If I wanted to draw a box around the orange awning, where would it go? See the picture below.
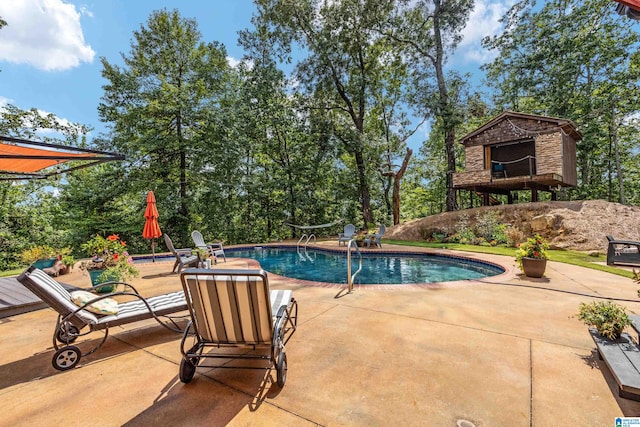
[0,136,125,180]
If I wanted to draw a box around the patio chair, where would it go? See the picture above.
[363,224,386,248]
[338,224,356,246]
[178,269,298,387]
[191,230,226,263]
[606,236,640,267]
[164,234,199,273]
[17,266,189,371]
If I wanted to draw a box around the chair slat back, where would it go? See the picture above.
[17,267,97,327]
[181,270,273,345]
[191,230,206,250]
[344,224,356,238]
[164,234,178,255]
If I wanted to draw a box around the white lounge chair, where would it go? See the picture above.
[17,266,188,370]
[191,230,226,262]
[178,269,297,387]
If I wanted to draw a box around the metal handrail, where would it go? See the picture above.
[296,233,316,250]
[297,234,308,250]
[306,234,316,246]
[346,239,363,293]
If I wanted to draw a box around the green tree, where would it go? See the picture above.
[482,0,640,203]
[98,9,231,244]
[255,0,403,228]
[0,105,91,269]
[381,0,474,212]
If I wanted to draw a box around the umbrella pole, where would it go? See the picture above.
[152,239,156,262]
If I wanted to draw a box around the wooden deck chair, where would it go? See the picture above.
[17,266,189,371]
[178,269,298,387]
[164,234,199,273]
[191,230,226,262]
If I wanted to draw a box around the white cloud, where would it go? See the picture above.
[0,96,13,107]
[0,0,95,71]
[227,55,254,71]
[456,0,515,64]
[226,56,241,69]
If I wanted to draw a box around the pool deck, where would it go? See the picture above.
[1,241,640,425]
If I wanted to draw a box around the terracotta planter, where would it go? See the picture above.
[521,257,547,278]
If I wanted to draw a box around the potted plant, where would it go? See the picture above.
[576,301,632,340]
[80,234,138,292]
[20,245,57,269]
[193,247,208,267]
[515,234,549,278]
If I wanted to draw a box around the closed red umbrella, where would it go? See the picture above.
[142,190,162,261]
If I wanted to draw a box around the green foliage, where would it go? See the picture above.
[482,0,640,203]
[515,234,549,271]
[80,234,138,282]
[475,211,507,244]
[576,301,632,340]
[20,245,56,264]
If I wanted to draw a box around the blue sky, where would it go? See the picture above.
[0,0,513,150]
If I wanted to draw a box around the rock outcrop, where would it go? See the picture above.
[385,200,640,252]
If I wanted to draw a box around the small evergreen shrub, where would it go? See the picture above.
[576,301,632,340]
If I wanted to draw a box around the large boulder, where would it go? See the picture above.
[385,200,640,251]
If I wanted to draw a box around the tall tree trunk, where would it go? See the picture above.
[610,112,625,204]
[433,0,458,212]
[391,149,413,225]
[354,144,373,228]
[177,113,188,241]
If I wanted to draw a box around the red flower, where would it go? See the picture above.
[107,234,119,241]
[121,241,127,246]
[534,251,539,257]
[113,253,120,261]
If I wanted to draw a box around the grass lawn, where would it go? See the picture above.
[384,239,636,279]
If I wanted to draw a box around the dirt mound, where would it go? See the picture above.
[386,200,640,252]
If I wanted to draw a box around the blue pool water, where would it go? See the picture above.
[225,247,503,285]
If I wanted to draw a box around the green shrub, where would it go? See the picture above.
[20,245,56,264]
[576,301,632,340]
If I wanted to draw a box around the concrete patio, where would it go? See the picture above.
[1,242,640,426]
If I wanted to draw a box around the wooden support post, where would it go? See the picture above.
[507,192,513,204]
[531,189,538,202]
[551,191,557,201]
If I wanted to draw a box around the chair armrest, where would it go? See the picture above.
[175,247,193,255]
[91,281,140,295]
[609,240,640,247]
[207,242,224,250]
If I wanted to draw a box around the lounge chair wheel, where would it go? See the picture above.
[56,323,79,344]
[52,346,81,371]
[179,357,197,383]
[276,352,287,387]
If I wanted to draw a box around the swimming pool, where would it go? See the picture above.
[226,247,504,285]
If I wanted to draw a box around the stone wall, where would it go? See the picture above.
[534,132,562,175]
